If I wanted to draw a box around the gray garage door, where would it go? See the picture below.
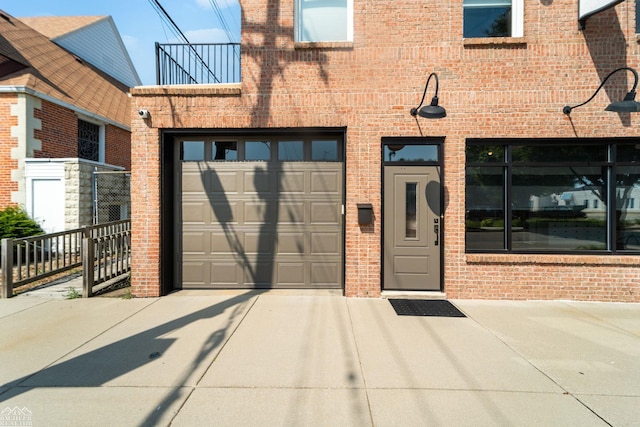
[179,137,343,289]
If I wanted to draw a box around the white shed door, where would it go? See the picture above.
[31,179,65,233]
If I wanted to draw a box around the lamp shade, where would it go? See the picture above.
[605,91,640,112]
[417,96,447,119]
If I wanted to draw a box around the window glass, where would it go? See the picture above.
[278,141,304,161]
[637,0,640,33]
[384,144,438,162]
[616,166,640,251]
[466,144,505,163]
[312,140,338,161]
[78,119,100,162]
[406,183,417,238]
[297,0,352,42]
[213,141,237,160]
[465,140,640,254]
[617,144,640,163]
[511,166,604,251]
[182,141,205,161]
[245,141,271,161]
[466,166,505,250]
[463,0,511,38]
[512,144,607,163]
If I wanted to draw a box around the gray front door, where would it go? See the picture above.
[384,166,441,290]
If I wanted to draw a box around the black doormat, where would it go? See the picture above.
[389,299,466,317]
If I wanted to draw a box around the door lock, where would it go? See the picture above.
[434,218,439,246]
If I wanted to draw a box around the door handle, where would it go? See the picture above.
[434,219,439,246]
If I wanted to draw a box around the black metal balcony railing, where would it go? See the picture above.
[155,42,241,85]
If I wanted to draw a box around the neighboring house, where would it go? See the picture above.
[0,10,133,232]
[130,0,640,301]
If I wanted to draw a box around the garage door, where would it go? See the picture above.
[179,137,343,289]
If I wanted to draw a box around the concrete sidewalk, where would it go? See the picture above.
[0,292,638,426]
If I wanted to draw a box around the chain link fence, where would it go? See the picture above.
[93,170,131,225]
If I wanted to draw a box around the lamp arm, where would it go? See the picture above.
[564,67,639,114]
[411,73,439,116]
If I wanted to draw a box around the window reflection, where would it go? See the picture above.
[183,141,205,161]
[213,141,237,160]
[385,144,438,162]
[312,140,338,161]
[279,141,304,161]
[245,141,271,160]
[406,183,417,238]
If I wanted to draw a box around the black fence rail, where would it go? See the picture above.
[0,220,130,298]
[156,42,241,85]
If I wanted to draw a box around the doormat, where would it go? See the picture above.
[389,299,466,317]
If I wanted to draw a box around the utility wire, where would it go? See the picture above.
[207,0,239,43]
[148,0,191,43]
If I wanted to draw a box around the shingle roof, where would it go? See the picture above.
[0,11,130,127]
[19,15,105,39]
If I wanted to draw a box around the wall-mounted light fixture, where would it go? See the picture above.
[563,67,640,115]
[410,72,446,119]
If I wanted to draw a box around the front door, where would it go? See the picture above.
[383,166,441,290]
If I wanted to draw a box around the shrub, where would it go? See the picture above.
[0,206,44,239]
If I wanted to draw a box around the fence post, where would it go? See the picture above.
[82,237,94,298]
[1,238,14,298]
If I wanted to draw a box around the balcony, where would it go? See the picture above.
[155,42,241,85]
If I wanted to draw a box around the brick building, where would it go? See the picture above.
[0,11,135,231]
[131,0,640,301]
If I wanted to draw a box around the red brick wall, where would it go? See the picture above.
[34,100,77,158]
[130,0,640,301]
[0,94,18,208]
[33,100,131,169]
[105,124,131,170]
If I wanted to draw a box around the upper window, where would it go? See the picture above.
[465,139,640,254]
[463,0,523,38]
[78,119,104,162]
[295,0,353,42]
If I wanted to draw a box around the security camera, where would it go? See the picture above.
[138,109,150,119]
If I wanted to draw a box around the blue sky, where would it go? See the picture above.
[0,0,241,85]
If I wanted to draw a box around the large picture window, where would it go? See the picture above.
[463,0,523,38]
[295,0,353,42]
[466,139,640,254]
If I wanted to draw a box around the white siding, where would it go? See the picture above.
[53,17,141,87]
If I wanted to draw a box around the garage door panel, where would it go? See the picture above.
[311,262,340,285]
[310,232,339,255]
[183,232,209,254]
[205,201,238,224]
[183,262,209,286]
[311,171,340,194]
[182,202,210,224]
[244,170,272,194]
[278,202,305,223]
[310,202,340,224]
[182,171,207,193]
[244,202,271,224]
[276,263,305,285]
[278,171,305,193]
[209,171,239,194]
[277,233,305,255]
[211,262,241,285]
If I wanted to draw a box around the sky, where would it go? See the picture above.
[0,0,241,85]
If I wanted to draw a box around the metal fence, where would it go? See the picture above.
[93,170,130,225]
[156,42,241,85]
[1,220,130,298]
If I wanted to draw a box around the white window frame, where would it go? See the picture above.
[295,0,354,43]
[463,0,523,38]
